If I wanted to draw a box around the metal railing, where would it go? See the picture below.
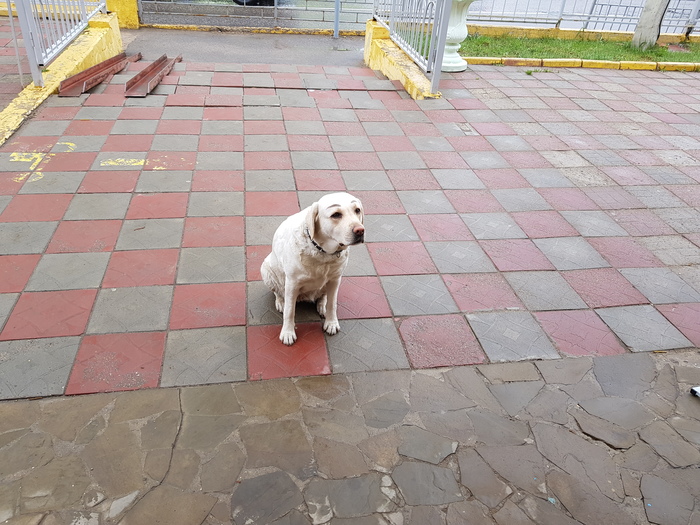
[373,0,452,92]
[12,0,106,86]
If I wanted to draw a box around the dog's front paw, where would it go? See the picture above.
[280,329,297,345]
[316,295,327,318]
[323,319,340,336]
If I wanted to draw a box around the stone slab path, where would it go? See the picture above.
[0,54,699,524]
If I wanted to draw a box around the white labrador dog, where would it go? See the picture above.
[261,192,365,345]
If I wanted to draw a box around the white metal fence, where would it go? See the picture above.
[12,0,106,86]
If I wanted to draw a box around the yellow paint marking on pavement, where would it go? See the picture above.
[55,141,77,152]
[99,158,146,167]
[11,172,32,183]
[10,152,46,171]
[27,172,45,183]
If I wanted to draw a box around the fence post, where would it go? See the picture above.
[12,0,44,86]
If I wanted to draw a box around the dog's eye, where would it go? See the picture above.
[331,212,342,219]
[355,208,361,215]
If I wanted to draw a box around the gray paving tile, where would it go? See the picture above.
[561,211,628,237]
[197,152,243,171]
[381,275,458,315]
[329,136,374,152]
[344,244,377,276]
[246,216,284,245]
[518,168,574,188]
[342,171,393,191]
[16,120,70,136]
[431,169,485,190]
[391,110,430,123]
[0,293,17,330]
[245,170,296,191]
[64,194,131,220]
[75,107,121,120]
[242,72,273,87]
[243,107,282,120]
[135,171,192,193]
[115,219,184,250]
[0,153,44,172]
[177,247,245,284]
[424,241,496,273]
[161,327,247,387]
[51,137,106,153]
[655,208,700,235]
[26,253,110,291]
[87,286,172,334]
[179,72,214,86]
[595,305,692,352]
[619,268,700,304]
[247,280,320,326]
[0,337,80,399]
[626,186,685,208]
[188,192,244,216]
[0,222,57,254]
[365,215,419,242]
[460,151,510,169]
[111,120,159,135]
[284,121,326,135]
[0,196,9,215]
[410,136,454,151]
[398,190,455,214]
[319,108,358,122]
[327,318,410,374]
[461,213,527,240]
[161,106,205,119]
[641,166,695,185]
[492,189,552,212]
[504,271,587,310]
[467,311,560,362]
[363,121,407,136]
[291,152,337,170]
[637,236,700,266]
[18,172,85,194]
[201,120,243,135]
[244,135,289,152]
[378,152,427,170]
[90,152,147,171]
[534,237,611,270]
[486,135,533,151]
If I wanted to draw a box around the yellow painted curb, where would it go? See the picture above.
[581,59,620,69]
[464,56,502,65]
[542,58,582,67]
[658,61,697,71]
[620,60,657,70]
[503,57,542,67]
[140,23,364,36]
[0,13,123,147]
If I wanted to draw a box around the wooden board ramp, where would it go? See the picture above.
[59,53,142,97]
[125,54,182,97]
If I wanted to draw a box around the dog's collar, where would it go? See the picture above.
[306,228,344,257]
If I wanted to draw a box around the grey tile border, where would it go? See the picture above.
[196,152,244,171]
[25,253,110,291]
[342,171,394,191]
[380,274,458,316]
[431,169,485,190]
[534,237,611,270]
[0,222,58,255]
[115,219,185,251]
[619,268,700,304]
[595,305,692,352]
[246,216,285,246]
[86,286,173,334]
[461,213,528,240]
[161,327,247,387]
[424,241,497,273]
[0,337,80,399]
[518,169,575,188]
[291,151,338,170]
[327,318,410,374]
[378,151,427,170]
[244,135,289,152]
[364,215,420,242]
[397,190,456,214]
[504,271,587,311]
[466,311,560,363]
[188,192,244,217]
[176,247,246,284]
[135,171,193,193]
[560,211,629,237]
[491,189,553,212]
[64,193,131,220]
[201,121,243,135]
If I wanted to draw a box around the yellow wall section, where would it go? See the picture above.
[107,0,140,28]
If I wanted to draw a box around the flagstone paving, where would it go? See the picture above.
[0,52,699,524]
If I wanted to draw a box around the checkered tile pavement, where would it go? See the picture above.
[1,60,699,400]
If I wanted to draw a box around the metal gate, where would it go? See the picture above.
[138,0,374,31]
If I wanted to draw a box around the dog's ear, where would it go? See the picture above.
[305,201,319,238]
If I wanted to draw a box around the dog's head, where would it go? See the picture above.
[306,192,364,250]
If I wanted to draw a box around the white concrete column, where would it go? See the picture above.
[441,0,477,72]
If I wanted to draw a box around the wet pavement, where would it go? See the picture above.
[0,37,699,524]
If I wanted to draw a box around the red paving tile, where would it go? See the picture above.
[587,237,663,268]
[369,136,416,152]
[183,216,244,247]
[1,136,56,153]
[444,190,505,213]
[203,107,243,121]
[64,120,114,136]
[0,172,26,195]
[244,151,292,170]
[294,170,346,191]
[512,211,579,239]
[244,121,286,135]
[538,188,600,211]
[337,276,391,319]
[534,310,627,357]
[247,324,331,381]
[335,152,383,171]
[246,245,270,281]
[368,242,436,275]
[583,187,644,210]
[78,171,140,193]
[145,152,197,171]
[0,289,97,340]
[410,213,474,241]
[101,135,154,152]
[479,239,555,271]
[245,191,300,216]
[170,282,246,330]
[198,135,244,152]
[324,122,365,136]
[475,169,530,189]
[353,191,405,215]
[657,304,700,346]
[287,135,332,151]
[126,193,188,219]
[102,249,179,288]
[0,194,72,222]
[668,185,700,207]
[601,166,657,186]
[562,268,648,308]
[443,273,524,312]
[611,209,676,237]
[282,107,321,121]
[46,220,122,253]
[118,107,164,120]
[446,136,495,151]
[65,332,166,395]
[0,254,40,293]
[399,314,486,368]
[37,152,97,172]
[191,171,244,192]
[387,170,440,190]
[156,120,202,135]
[501,151,552,169]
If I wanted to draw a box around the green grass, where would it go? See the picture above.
[459,34,700,62]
